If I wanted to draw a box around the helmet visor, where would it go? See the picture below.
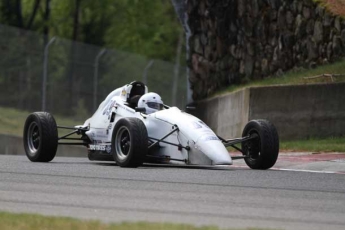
[147,102,164,110]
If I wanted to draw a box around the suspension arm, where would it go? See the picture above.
[222,135,257,147]
[148,127,179,149]
[149,137,190,150]
[58,130,79,140]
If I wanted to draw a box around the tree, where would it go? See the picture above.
[0,0,185,114]
[0,0,41,29]
[0,0,183,61]
[104,0,182,61]
[43,0,50,38]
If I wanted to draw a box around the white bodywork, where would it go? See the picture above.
[80,83,232,165]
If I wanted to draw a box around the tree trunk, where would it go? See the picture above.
[43,0,50,40]
[72,0,81,41]
[171,30,184,106]
[26,0,41,29]
[67,0,81,112]
[14,0,23,27]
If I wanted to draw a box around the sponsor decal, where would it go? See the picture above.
[198,120,211,129]
[89,145,106,151]
[105,145,111,153]
[117,103,135,114]
[125,107,135,113]
[200,135,219,141]
[92,131,108,139]
[103,100,116,116]
[188,121,202,129]
[121,89,126,96]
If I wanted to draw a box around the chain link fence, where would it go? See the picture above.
[0,24,187,118]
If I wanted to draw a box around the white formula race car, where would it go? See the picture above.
[23,81,279,169]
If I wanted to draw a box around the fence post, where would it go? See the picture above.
[42,36,56,111]
[93,48,106,111]
[142,60,154,85]
[172,31,183,106]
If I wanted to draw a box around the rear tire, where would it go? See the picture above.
[23,112,58,162]
[241,119,279,169]
[112,118,148,167]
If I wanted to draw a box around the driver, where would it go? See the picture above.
[137,92,164,114]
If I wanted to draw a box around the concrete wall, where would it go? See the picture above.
[0,133,86,157]
[193,89,250,139]
[249,83,345,139]
[192,83,345,140]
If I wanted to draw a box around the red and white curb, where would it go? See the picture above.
[273,168,345,174]
[230,152,345,174]
[230,165,345,174]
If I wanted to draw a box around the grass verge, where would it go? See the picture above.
[0,107,84,136]
[0,212,269,230]
[228,137,345,153]
[215,58,345,97]
[280,136,345,153]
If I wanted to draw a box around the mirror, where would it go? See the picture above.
[185,106,196,110]
[135,107,146,113]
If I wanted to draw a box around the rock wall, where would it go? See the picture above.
[187,0,345,100]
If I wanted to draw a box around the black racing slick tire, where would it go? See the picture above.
[241,119,279,170]
[23,112,58,162]
[112,118,148,167]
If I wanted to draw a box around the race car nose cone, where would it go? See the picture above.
[195,139,233,165]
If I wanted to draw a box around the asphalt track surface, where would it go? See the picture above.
[1,155,345,230]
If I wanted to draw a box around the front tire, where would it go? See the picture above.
[241,119,279,169]
[112,118,148,167]
[23,112,58,162]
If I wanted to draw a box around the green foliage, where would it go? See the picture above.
[0,0,186,116]
[104,0,182,61]
[73,99,89,121]
[281,137,345,153]
[0,211,269,230]
[0,0,183,61]
[313,0,345,17]
[0,106,84,136]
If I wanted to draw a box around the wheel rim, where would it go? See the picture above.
[244,131,261,160]
[27,122,40,156]
[115,126,131,161]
